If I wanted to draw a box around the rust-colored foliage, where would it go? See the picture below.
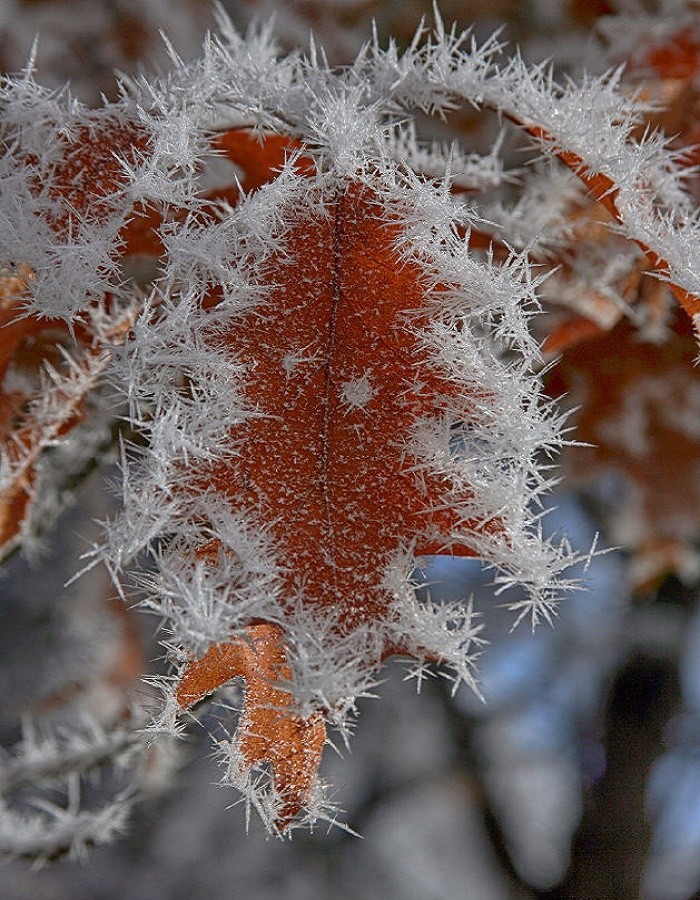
[43,118,163,258]
[207,183,480,624]
[524,21,700,381]
[0,303,125,557]
[523,121,700,322]
[545,312,700,589]
[177,180,500,823]
[0,116,245,528]
[619,24,700,207]
[538,205,677,358]
[644,28,700,203]
[44,119,145,222]
[177,624,325,827]
[0,125,329,815]
[533,22,700,589]
[643,27,700,81]
[0,261,45,441]
[0,262,71,550]
[3,4,699,851]
[0,121,158,555]
[209,129,314,200]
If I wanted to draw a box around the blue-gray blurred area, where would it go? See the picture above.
[0,481,698,900]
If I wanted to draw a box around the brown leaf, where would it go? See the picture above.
[545,312,700,588]
[205,182,484,629]
[176,624,326,829]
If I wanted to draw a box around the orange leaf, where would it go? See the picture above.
[545,312,700,586]
[0,262,67,550]
[209,129,315,200]
[176,625,325,829]
[205,182,483,631]
[645,29,700,80]
[0,125,305,554]
[0,265,135,556]
[44,119,149,226]
[521,123,700,322]
[170,180,512,827]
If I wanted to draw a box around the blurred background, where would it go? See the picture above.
[0,1,699,898]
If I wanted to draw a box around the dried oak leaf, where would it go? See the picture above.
[176,623,325,827]
[0,124,306,568]
[531,23,700,355]
[545,311,700,590]
[207,129,314,200]
[0,299,132,557]
[209,182,482,623]
[175,180,507,827]
[536,25,700,579]
[0,119,159,554]
[0,262,94,553]
[625,25,700,202]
